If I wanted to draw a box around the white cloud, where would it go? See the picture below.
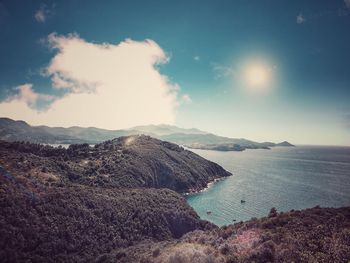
[181,94,192,104]
[0,34,181,129]
[194,56,200,61]
[34,4,53,23]
[297,13,305,24]
[345,0,350,8]
[5,84,54,108]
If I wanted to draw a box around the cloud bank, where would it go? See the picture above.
[0,34,184,129]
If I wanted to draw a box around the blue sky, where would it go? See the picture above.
[0,0,350,145]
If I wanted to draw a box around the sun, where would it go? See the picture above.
[243,62,273,91]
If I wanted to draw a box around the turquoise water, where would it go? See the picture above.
[186,146,350,226]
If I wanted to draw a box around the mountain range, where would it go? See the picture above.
[0,117,294,151]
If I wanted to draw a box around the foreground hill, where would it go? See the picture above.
[117,206,350,263]
[0,135,231,193]
[0,137,348,262]
[0,136,226,262]
[0,117,294,151]
[0,167,213,262]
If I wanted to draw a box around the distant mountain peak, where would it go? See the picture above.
[0,117,29,126]
[128,124,208,136]
[276,141,295,147]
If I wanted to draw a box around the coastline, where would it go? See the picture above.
[183,174,230,196]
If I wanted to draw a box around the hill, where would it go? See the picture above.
[119,206,350,263]
[0,167,214,262]
[0,135,231,193]
[0,137,348,262]
[275,141,295,147]
[0,117,83,144]
[0,117,294,151]
[0,136,228,261]
[130,124,207,136]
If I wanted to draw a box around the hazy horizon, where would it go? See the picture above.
[1,0,350,146]
[3,116,350,147]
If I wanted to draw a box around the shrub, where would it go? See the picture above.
[268,207,278,218]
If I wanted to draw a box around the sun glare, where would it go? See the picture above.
[243,62,273,91]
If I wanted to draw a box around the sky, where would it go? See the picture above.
[0,0,350,145]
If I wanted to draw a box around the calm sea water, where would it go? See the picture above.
[186,146,350,226]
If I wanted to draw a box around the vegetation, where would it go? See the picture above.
[128,206,350,263]
[0,136,222,262]
[0,172,212,262]
[0,137,348,262]
[0,135,231,193]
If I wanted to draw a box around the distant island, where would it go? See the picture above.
[275,141,295,147]
[0,117,294,151]
[0,136,347,262]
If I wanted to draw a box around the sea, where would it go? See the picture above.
[186,145,350,226]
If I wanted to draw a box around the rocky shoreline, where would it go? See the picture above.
[183,176,228,196]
